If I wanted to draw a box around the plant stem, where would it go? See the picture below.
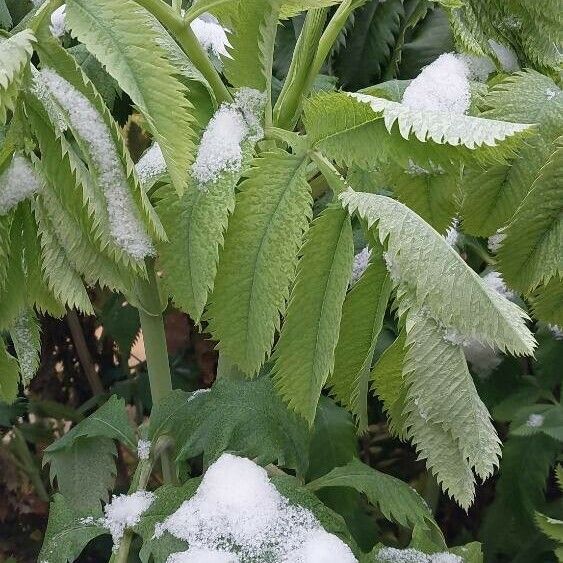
[310,151,348,196]
[133,0,232,104]
[11,428,50,502]
[67,309,105,396]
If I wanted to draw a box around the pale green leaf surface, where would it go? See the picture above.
[9,307,40,387]
[530,277,563,326]
[0,341,18,403]
[207,151,312,374]
[273,205,354,423]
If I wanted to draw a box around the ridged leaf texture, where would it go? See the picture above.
[328,241,391,431]
[0,29,35,123]
[497,137,562,293]
[273,204,353,424]
[530,277,563,327]
[207,151,312,374]
[304,92,532,170]
[306,457,432,529]
[66,0,198,194]
[9,307,41,387]
[340,189,536,355]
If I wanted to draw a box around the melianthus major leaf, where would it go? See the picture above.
[340,189,536,355]
[207,150,312,374]
[273,204,353,424]
[9,307,40,387]
[529,276,563,327]
[307,457,433,530]
[65,0,198,195]
[328,240,391,431]
[0,339,18,403]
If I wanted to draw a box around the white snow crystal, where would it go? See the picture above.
[487,232,506,254]
[376,548,462,563]
[191,14,230,60]
[40,69,154,260]
[350,247,371,286]
[488,40,520,73]
[167,548,240,563]
[526,413,544,428]
[283,529,357,563]
[192,89,265,187]
[548,325,563,340]
[156,454,351,561]
[30,68,67,132]
[0,154,42,214]
[463,340,502,378]
[482,271,515,300]
[444,219,459,247]
[459,53,495,82]
[383,251,401,284]
[135,143,167,187]
[431,556,463,563]
[137,439,151,460]
[104,490,155,549]
[50,5,66,38]
[402,53,471,115]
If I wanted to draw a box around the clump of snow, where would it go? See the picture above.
[156,454,356,561]
[350,247,371,286]
[459,53,495,82]
[40,69,154,260]
[487,232,505,254]
[376,547,462,563]
[192,89,266,187]
[137,439,151,460]
[104,490,155,549]
[283,529,357,563]
[191,13,230,60]
[526,413,544,428]
[50,4,66,38]
[167,548,239,563]
[0,154,42,214]
[546,88,559,101]
[383,251,401,285]
[402,54,471,115]
[463,340,502,378]
[30,68,67,132]
[405,159,444,177]
[443,328,468,347]
[135,143,167,187]
[488,40,519,73]
[482,271,515,300]
[548,325,563,340]
[444,219,459,247]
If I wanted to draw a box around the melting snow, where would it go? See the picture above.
[50,4,66,38]
[0,154,42,214]
[40,69,154,260]
[487,232,505,254]
[104,490,155,549]
[136,143,167,187]
[526,413,544,428]
[191,14,230,60]
[482,271,515,300]
[350,247,371,286]
[401,54,471,115]
[376,547,463,563]
[156,454,356,561]
[137,439,151,460]
[192,89,265,187]
[459,53,495,82]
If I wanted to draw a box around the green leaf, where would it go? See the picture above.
[46,395,136,452]
[0,0,12,29]
[535,512,563,550]
[44,436,117,512]
[280,0,343,18]
[0,29,35,123]
[370,331,408,439]
[497,137,563,293]
[176,375,310,476]
[9,307,40,386]
[0,341,18,403]
[329,242,391,430]
[510,404,563,442]
[340,189,535,355]
[208,151,312,374]
[273,204,354,424]
[529,277,563,326]
[307,458,432,529]
[221,0,281,92]
[39,494,106,563]
[66,0,198,194]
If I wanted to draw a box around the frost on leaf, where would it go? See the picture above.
[0,154,42,214]
[487,231,506,254]
[190,14,230,61]
[482,271,514,300]
[526,413,544,428]
[50,5,66,38]
[443,218,459,247]
[192,89,266,188]
[137,439,151,460]
[488,40,520,73]
[376,547,463,563]
[401,53,471,115]
[350,247,371,286]
[156,454,356,561]
[40,69,155,260]
[135,143,167,187]
[104,490,155,549]
[459,53,495,82]
[462,339,502,378]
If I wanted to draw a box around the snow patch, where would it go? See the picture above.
[459,53,495,82]
[350,247,371,286]
[0,154,42,214]
[137,439,151,460]
[156,454,356,561]
[104,490,155,550]
[136,143,167,187]
[444,218,459,247]
[40,69,154,260]
[383,251,401,284]
[191,14,230,60]
[282,529,357,562]
[526,413,544,428]
[167,548,239,563]
[402,53,471,115]
[50,4,66,38]
[376,547,462,563]
[463,340,502,378]
[548,325,563,340]
[482,271,515,300]
[488,40,520,73]
[487,232,505,254]
[192,89,265,187]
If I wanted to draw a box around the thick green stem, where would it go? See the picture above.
[133,0,232,104]
[273,8,329,129]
